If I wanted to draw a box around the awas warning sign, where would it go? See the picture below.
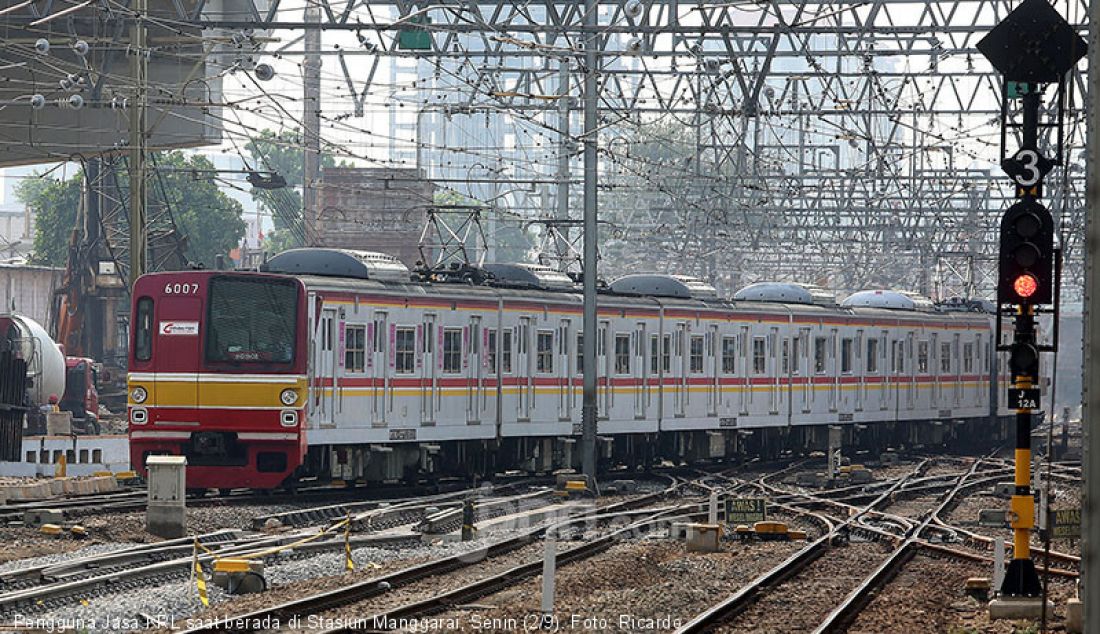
[725,498,767,523]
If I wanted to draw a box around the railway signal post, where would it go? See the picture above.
[977,0,1084,613]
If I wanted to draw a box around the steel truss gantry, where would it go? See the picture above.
[10,0,1091,300]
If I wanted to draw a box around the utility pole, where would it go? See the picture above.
[302,0,322,246]
[1083,0,1100,623]
[128,0,147,288]
[580,0,598,481]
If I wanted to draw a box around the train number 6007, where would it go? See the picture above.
[164,283,200,294]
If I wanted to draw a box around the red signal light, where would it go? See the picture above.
[1014,274,1039,299]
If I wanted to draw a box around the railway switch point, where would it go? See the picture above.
[988,597,1052,621]
[211,559,267,595]
[22,508,63,527]
[1066,597,1082,633]
[146,455,187,539]
[685,523,721,552]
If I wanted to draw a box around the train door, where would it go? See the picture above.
[371,312,387,427]
[769,328,780,414]
[559,319,572,420]
[636,322,648,419]
[707,324,719,417]
[675,323,688,417]
[599,320,612,415]
[739,326,751,415]
[421,315,436,424]
[467,316,482,424]
[855,330,865,411]
[155,295,200,422]
[518,318,531,420]
[799,328,811,413]
[953,333,962,407]
[930,333,939,406]
[906,332,916,409]
[828,329,838,412]
[879,331,890,411]
[975,334,984,407]
[311,306,338,427]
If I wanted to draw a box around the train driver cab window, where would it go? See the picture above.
[205,276,298,364]
[917,341,929,373]
[134,297,154,361]
[963,342,975,373]
[345,325,367,372]
[941,343,952,374]
[394,327,416,374]
[813,336,828,374]
[866,338,879,373]
[537,331,554,373]
[689,335,704,374]
[443,328,463,374]
[840,338,853,374]
[752,337,766,374]
[615,334,631,374]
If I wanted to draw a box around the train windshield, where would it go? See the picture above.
[205,277,298,365]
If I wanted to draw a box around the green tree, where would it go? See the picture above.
[17,152,246,269]
[244,128,343,254]
[15,173,82,267]
[151,152,247,267]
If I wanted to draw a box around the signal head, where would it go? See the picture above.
[1013,274,1038,299]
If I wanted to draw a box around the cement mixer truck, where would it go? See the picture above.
[0,313,100,435]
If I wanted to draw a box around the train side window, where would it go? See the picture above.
[134,297,154,361]
[394,327,416,374]
[963,342,974,373]
[536,331,554,373]
[752,337,766,374]
[576,332,584,374]
[841,338,853,374]
[791,336,800,374]
[443,328,463,374]
[721,336,736,374]
[502,331,513,373]
[894,342,904,374]
[661,335,671,373]
[345,325,366,372]
[781,339,790,375]
[813,336,827,374]
[615,334,631,374]
[487,331,498,374]
[917,341,929,373]
[689,335,704,374]
[941,342,952,373]
[867,338,879,373]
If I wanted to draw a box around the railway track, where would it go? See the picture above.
[0,486,565,620]
[177,477,695,633]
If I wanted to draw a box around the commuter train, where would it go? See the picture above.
[127,248,1014,490]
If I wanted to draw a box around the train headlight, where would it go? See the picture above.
[130,386,148,404]
[280,388,298,406]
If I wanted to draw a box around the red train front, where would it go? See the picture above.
[127,271,308,490]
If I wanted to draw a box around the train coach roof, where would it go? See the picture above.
[261,248,410,282]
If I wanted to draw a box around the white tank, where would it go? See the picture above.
[0,314,65,406]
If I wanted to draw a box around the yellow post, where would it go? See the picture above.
[54,453,66,479]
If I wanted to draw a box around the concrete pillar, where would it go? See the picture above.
[146,455,186,538]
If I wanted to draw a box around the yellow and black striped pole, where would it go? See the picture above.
[1001,306,1042,597]
[344,513,354,571]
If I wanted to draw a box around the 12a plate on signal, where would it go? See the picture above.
[1008,387,1041,410]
